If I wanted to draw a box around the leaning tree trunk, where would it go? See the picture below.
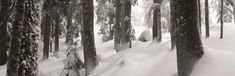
[0,0,11,66]
[82,0,98,76]
[205,0,210,38]
[153,0,162,42]
[170,0,176,50]
[172,0,204,76]
[7,0,26,76]
[220,0,224,39]
[18,0,41,76]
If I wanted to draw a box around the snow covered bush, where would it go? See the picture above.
[138,30,152,42]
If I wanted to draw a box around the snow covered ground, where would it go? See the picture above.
[0,23,235,76]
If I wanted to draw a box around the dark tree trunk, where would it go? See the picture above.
[18,0,41,76]
[65,8,73,43]
[43,14,51,60]
[82,0,98,76]
[7,0,26,76]
[0,0,11,66]
[198,0,202,34]
[124,0,132,48]
[153,0,162,42]
[172,0,204,76]
[220,0,224,39]
[114,0,121,51]
[54,14,60,53]
[170,0,176,50]
[205,0,210,38]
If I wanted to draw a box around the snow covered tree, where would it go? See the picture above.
[0,0,12,66]
[205,0,210,38]
[18,0,41,76]
[82,0,98,75]
[7,0,26,75]
[171,0,204,76]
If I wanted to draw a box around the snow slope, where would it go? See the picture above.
[0,23,235,76]
[90,23,235,76]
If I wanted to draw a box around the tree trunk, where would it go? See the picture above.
[153,0,162,42]
[220,0,224,39]
[18,0,41,76]
[43,14,51,60]
[82,0,98,76]
[7,0,26,76]
[54,14,60,54]
[0,0,11,66]
[170,0,176,50]
[172,0,204,76]
[65,8,73,43]
[114,0,121,51]
[124,0,132,48]
[205,0,210,38]
[198,0,202,34]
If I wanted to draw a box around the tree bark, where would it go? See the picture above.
[172,0,204,76]
[220,0,224,39]
[18,0,41,76]
[153,0,162,42]
[205,0,210,38]
[82,0,98,76]
[7,0,26,76]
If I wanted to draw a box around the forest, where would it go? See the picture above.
[0,0,235,76]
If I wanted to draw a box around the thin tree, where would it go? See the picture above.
[205,0,210,38]
[7,0,26,76]
[170,0,176,50]
[82,0,98,75]
[220,0,224,39]
[153,0,162,42]
[172,0,204,76]
[198,0,202,34]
